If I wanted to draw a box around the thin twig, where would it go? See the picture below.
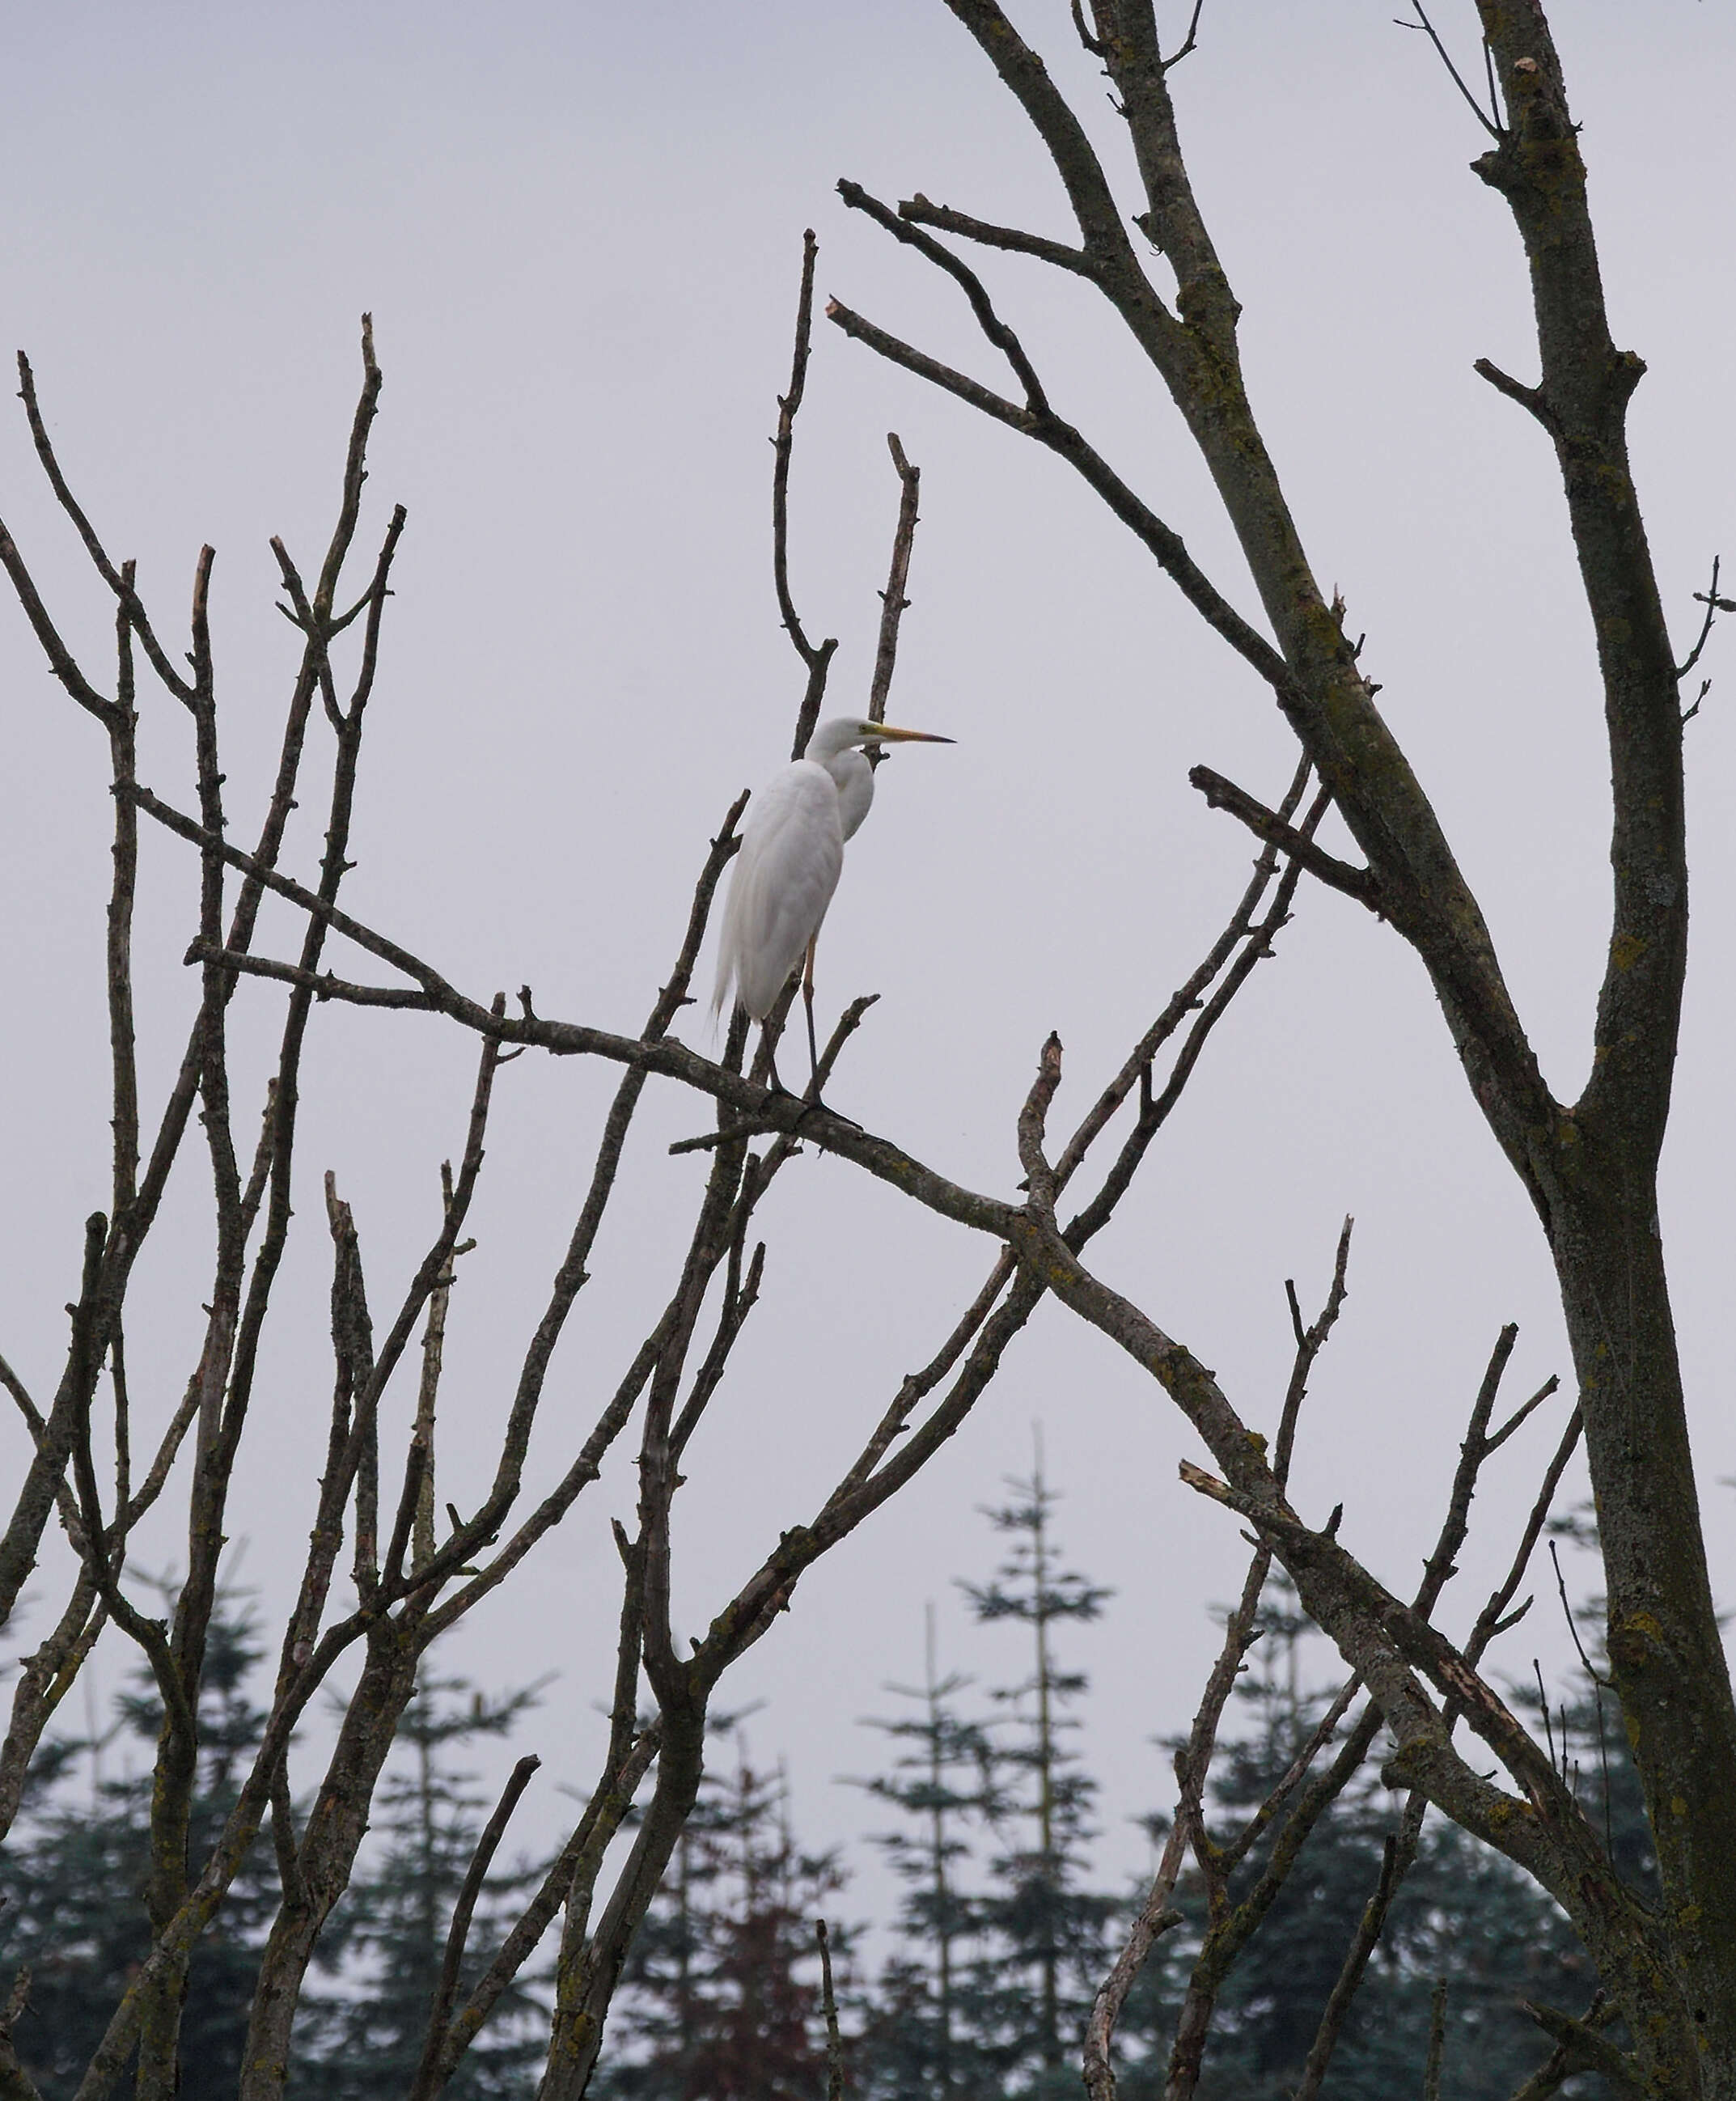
[1163,0,1208,70]
[1274,1218,1353,1489]
[1398,2,1505,140]
[839,179,1052,413]
[897,193,1094,275]
[1674,555,1730,683]
[15,351,192,702]
[1293,1825,1412,2101]
[409,1755,540,2101]
[1550,1537,1615,1857]
[430,1730,660,2089]
[0,1961,44,2101]
[1188,765,1378,909]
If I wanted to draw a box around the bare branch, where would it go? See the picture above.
[1399,3,1505,141]
[1474,355,1556,431]
[816,1920,845,2101]
[0,1961,45,2101]
[1520,1998,1643,2092]
[430,1730,659,2090]
[1424,1976,1450,2101]
[867,434,921,725]
[840,179,1052,413]
[1188,765,1378,909]
[409,1755,541,2100]
[897,192,1093,274]
[1292,1824,1416,2101]
[14,350,193,702]
[1674,554,1730,684]
[773,230,839,756]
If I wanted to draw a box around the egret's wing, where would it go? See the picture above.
[713,762,844,1021]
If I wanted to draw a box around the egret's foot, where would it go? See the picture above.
[761,1059,801,1101]
[759,1055,860,1135]
[796,1088,862,1134]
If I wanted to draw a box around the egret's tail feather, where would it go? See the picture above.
[710,947,735,1030]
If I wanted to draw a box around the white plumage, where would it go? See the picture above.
[711,715,952,1073]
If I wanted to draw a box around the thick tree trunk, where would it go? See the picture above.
[1548,1159,1736,2093]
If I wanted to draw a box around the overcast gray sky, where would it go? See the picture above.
[2,0,1733,1952]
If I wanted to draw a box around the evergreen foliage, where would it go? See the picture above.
[0,1518,1642,2099]
[592,1735,847,2101]
[0,1602,548,2099]
[852,1608,1002,2101]
[1116,1575,1615,2100]
[959,1449,1115,2095]
[0,1592,286,2099]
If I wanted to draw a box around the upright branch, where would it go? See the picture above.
[816,1918,846,2101]
[1466,7,1681,1150]
[406,1752,541,2101]
[867,434,921,726]
[773,229,840,756]
[1089,1281,1589,2101]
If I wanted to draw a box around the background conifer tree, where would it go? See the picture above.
[1116,1574,1607,2100]
[593,1733,847,2101]
[852,1606,1003,2101]
[959,1441,1116,2095]
[0,1591,283,2099]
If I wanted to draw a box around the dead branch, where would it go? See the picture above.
[773,229,839,756]
[867,434,921,726]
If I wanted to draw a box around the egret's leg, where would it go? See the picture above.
[802,938,821,1089]
[763,1039,787,1095]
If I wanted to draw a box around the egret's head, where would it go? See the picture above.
[810,715,955,760]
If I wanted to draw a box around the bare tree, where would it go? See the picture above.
[818,0,1734,2092]
[0,248,1327,2091]
[0,4,1726,2096]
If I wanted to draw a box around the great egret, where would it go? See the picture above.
[712,715,954,1086]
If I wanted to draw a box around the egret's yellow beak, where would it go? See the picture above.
[872,723,955,744]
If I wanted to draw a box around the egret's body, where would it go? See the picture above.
[712,715,951,1078]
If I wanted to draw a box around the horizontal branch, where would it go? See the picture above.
[132,787,1020,1243]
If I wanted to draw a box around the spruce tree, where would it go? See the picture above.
[592,1734,846,2100]
[0,1591,282,2099]
[1116,1574,1604,2101]
[852,1606,1003,2101]
[959,1440,1115,2095]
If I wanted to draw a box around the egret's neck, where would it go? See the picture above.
[808,718,870,763]
[828,748,875,841]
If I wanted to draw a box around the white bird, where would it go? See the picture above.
[712,714,954,1087]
